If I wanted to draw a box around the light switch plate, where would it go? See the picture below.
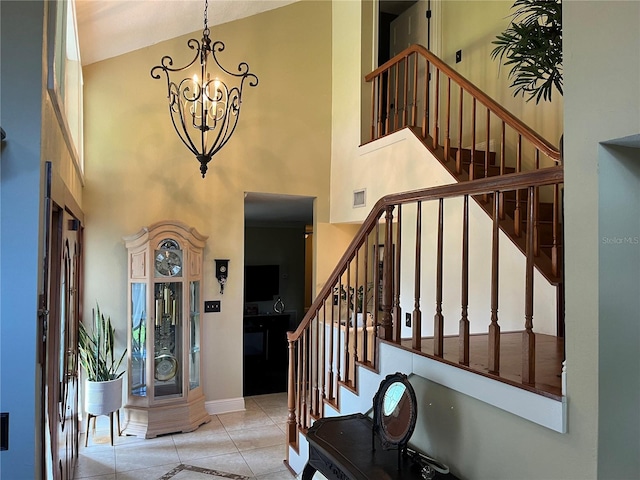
[204,301,220,313]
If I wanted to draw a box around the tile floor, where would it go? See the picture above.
[74,393,297,480]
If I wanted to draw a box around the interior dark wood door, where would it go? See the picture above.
[43,164,83,480]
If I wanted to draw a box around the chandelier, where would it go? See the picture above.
[151,0,258,178]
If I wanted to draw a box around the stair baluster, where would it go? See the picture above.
[459,195,470,365]
[412,201,423,350]
[434,198,445,357]
[489,192,501,374]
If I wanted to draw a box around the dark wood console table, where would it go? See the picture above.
[303,413,459,480]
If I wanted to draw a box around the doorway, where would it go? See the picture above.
[242,193,314,396]
[378,0,441,63]
[42,163,84,480]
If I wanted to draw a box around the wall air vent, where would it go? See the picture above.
[353,189,366,208]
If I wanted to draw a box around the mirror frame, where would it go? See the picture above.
[372,372,417,450]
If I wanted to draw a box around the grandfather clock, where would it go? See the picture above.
[123,220,210,438]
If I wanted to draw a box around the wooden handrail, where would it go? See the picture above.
[287,166,563,343]
[286,50,565,457]
[365,44,561,162]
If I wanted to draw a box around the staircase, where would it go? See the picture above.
[285,44,564,470]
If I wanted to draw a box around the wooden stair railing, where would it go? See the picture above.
[365,44,563,284]
[286,167,564,454]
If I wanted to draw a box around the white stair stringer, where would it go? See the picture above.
[286,340,566,475]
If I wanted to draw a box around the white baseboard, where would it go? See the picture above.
[205,397,245,415]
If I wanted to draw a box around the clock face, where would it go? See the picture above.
[155,250,182,277]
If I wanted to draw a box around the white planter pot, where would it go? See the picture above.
[84,377,123,416]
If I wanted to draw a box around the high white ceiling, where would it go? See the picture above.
[75,0,299,65]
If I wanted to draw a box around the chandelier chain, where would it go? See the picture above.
[204,0,208,30]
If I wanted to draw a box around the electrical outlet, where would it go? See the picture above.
[456,49,462,63]
[405,313,411,327]
[204,301,220,313]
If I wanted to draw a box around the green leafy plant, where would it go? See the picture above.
[491,0,562,103]
[78,303,127,381]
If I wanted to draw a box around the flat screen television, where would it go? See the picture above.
[244,264,280,302]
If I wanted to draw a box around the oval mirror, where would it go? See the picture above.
[373,372,417,449]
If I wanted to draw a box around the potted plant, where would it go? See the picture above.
[78,303,127,416]
[491,0,562,104]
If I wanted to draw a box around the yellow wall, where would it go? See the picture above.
[441,0,563,155]
[82,1,332,403]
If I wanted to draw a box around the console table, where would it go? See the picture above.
[303,413,459,480]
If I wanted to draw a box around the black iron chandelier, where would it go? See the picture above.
[151,0,258,178]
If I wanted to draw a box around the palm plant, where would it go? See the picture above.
[491,0,562,103]
[78,303,127,381]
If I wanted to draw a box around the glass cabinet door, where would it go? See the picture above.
[153,282,183,399]
[189,281,201,390]
[131,283,147,397]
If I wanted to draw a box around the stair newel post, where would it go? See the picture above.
[456,86,464,175]
[380,205,395,342]
[313,310,320,416]
[444,77,451,162]
[432,68,440,150]
[514,135,523,237]
[470,98,477,180]
[412,201,423,350]
[301,329,308,429]
[422,59,430,138]
[353,251,360,368]
[551,183,560,277]
[488,191,501,373]
[523,186,536,385]
[327,286,335,402]
[434,198,445,357]
[459,195,470,365]
[286,337,297,447]
[393,205,403,344]
[499,122,506,219]
[297,333,302,430]
[412,52,418,126]
[320,302,326,406]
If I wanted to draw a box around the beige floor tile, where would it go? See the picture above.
[174,430,240,461]
[115,435,180,472]
[218,408,275,432]
[74,447,116,478]
[240,444,288,476]
[255,469,296,479]
[228,424,284,451]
